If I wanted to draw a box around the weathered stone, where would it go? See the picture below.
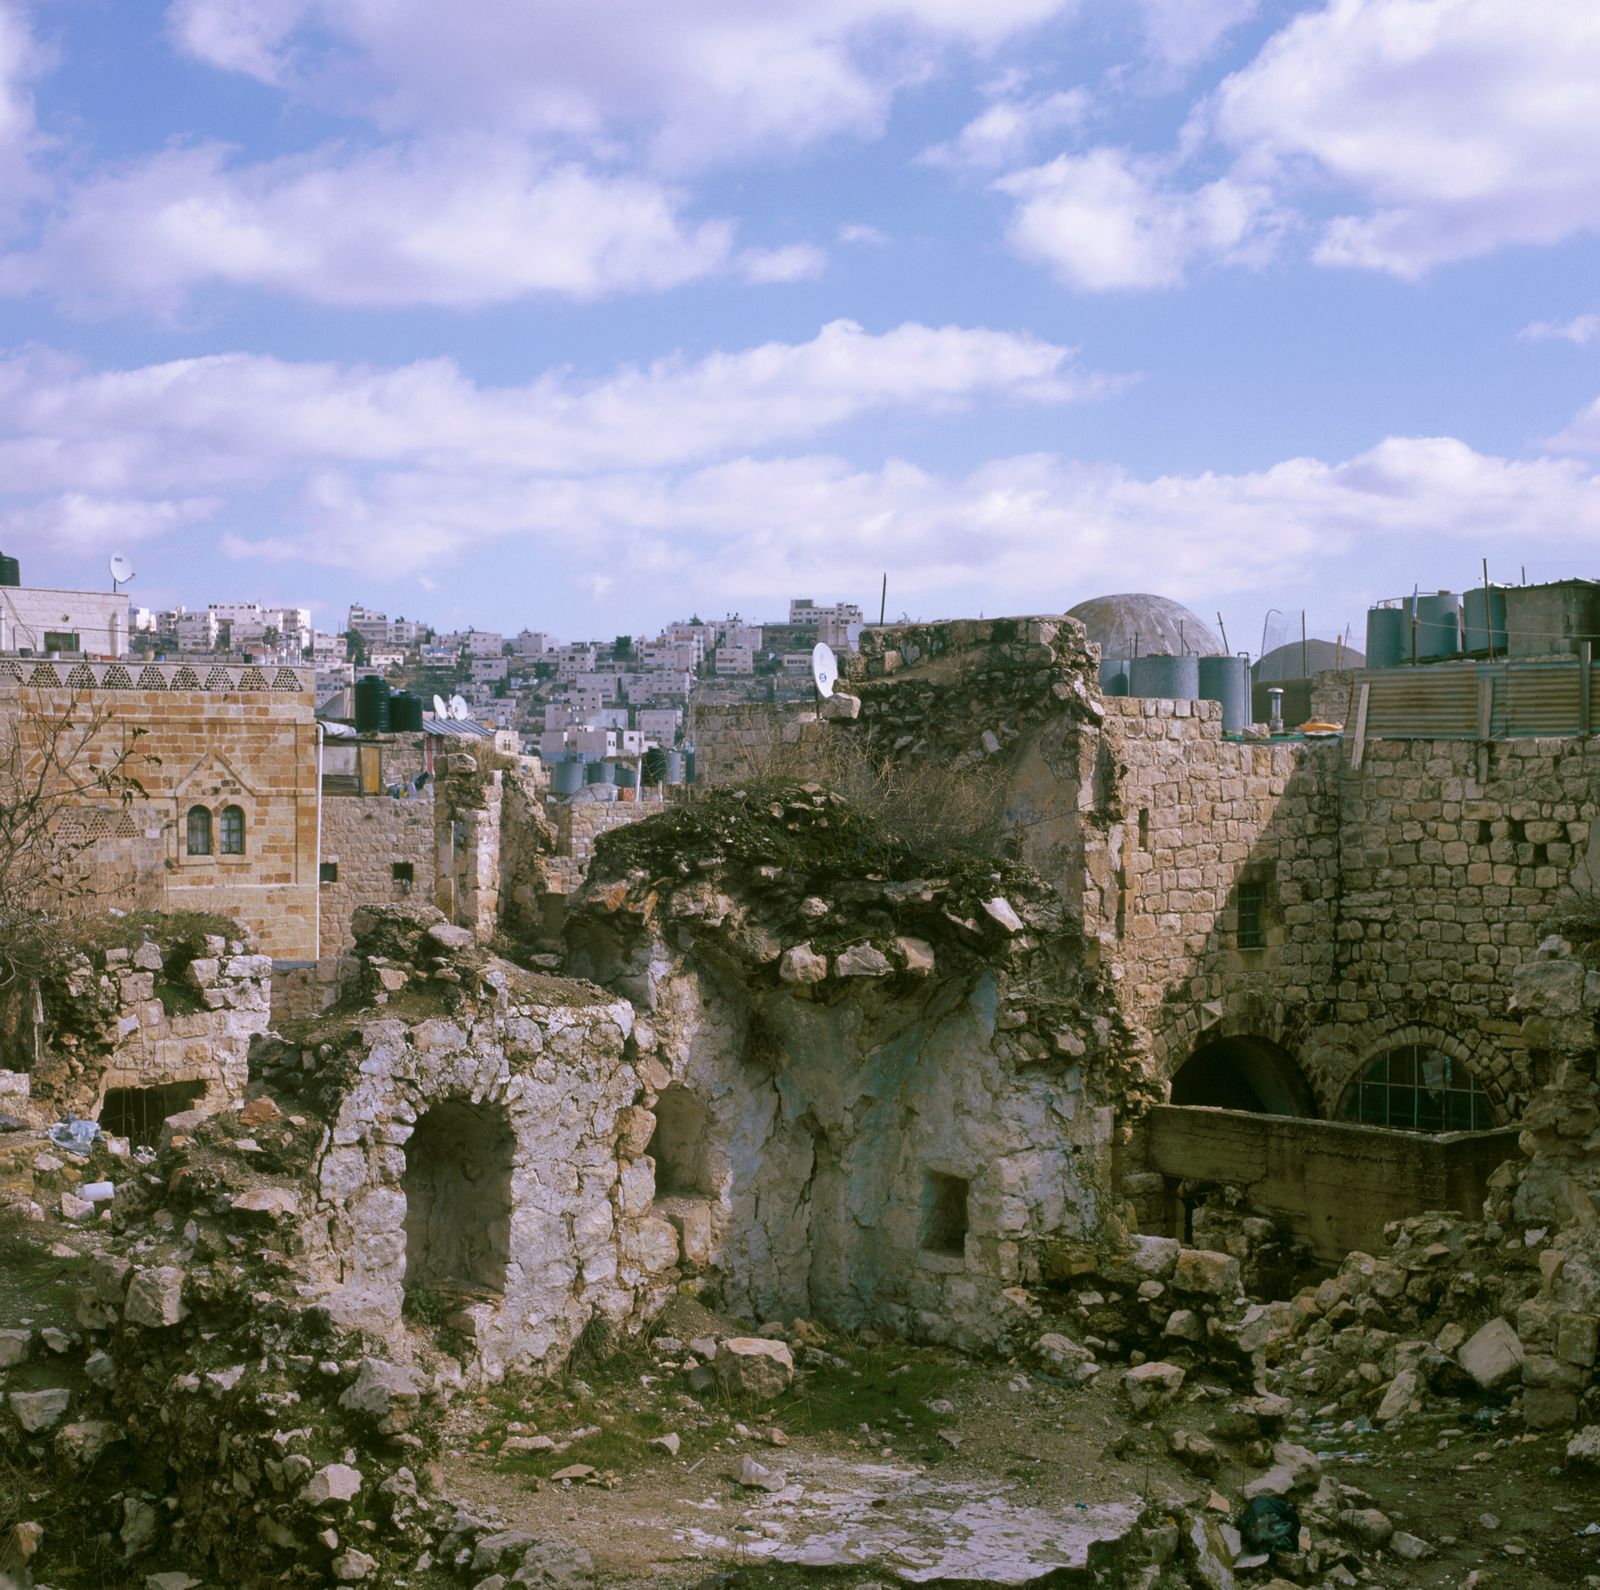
[1035,1332,1093,1370]
[818,692,861,722]
[982,897,1024,934]
[835,943,891,978]
[714,1338,795,1400]
[426,923,476,951]
[124,1267,188,1328]
[1457,1318,1523,1390]
[333,1548,377,1582]
[55,1419,115,1469]
[1123,1361,1185,1414]
[9,1388,69,1433]
[1172,1249,1241,1298]
[1374,1367,1420,1423]
[896,936,935,975]
[301,1463,363,1507]
[338,1358,424,1435]
[1338,1508,1394,1547]
[230,1186,299,1218]
[778,943,828,984]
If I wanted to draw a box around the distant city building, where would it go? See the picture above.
[789,598,863,628]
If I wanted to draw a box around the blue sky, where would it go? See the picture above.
[1,0,1598,650]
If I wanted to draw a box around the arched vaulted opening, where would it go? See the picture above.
[1170,1034,1318,1118]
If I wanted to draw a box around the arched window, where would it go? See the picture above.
[220,804,245,855]
[186,805,212,856]
[1339,1045,1496,1133]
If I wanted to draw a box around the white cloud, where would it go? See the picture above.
[1214,0,1600,277]
[1519,313,1600,347]
[1131,0,1258,74]
[839,222,890,245]
[0,492,218,549]
[0,321,1115,494]
[739,243,829,284]
[918,88,1088,171]
[996,146,1277,290]
[1,139,733,311]
[164,0,1077,167]
[0,1,45,207]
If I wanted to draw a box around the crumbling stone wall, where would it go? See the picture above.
[280,908,678,1383]
[4,923,269,1127]
[317,792,437,955]
[569,781,1133,1352]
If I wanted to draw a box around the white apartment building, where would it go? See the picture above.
[347,604,391,647]
[389,617,425,647]
[175,610,220,652]
[636,707,681,743]
[712,645,755,675]
[310,630,345,662]
[575,670,618,699]
[789,598,864,627]
[514,630,553,656]
[470,657,510,685]
[369,650,407,672]
[0,585,131,656]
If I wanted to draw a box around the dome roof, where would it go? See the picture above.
[1066,593,1222,660]
[1253,639,1365,682]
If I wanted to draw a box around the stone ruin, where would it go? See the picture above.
[0,612,1598,1586]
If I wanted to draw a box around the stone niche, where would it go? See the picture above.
[300,984,681,1383]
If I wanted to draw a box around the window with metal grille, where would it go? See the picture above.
[392,862,414,884]
[1339,1046,1496,1133]
[186,805,212,856]
[320,861,338,883]
[1236,880,1266,949]
[220,804,245,855]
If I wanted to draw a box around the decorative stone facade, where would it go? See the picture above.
[0,663,319,959]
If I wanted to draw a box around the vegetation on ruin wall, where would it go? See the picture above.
[594,778,1052,933]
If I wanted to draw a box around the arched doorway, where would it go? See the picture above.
[1170,1034,1318,1117]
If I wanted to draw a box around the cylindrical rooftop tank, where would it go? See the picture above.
[586,760,616,786]
[684,747,697,785]
[353,675,390,734]
[614,764,638,789]
[1129,653,1199,701]
[1463,586,1508,654]
[1197,654,1251,732]
[550,759,585,796]
[1098,658,1131,697]
[388,691,423,732]
[1414,592,1461,661]
[1365,606,1406,670]
[0,552,18,587]
[664,749,684,785]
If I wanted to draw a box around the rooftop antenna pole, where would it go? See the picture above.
[879,574,887,627]
[1300,611,1307,680]
[1482,557,1494,661]
[1216,612,1231,653]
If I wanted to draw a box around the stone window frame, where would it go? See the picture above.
[179,795,257,868]
[185,804,212,858]
[220,803,246,856]
[1232,863,1279,953]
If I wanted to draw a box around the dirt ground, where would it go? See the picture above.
[436,1298,1600,1588]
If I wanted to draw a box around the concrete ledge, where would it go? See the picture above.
[1134,1105,1523,1262]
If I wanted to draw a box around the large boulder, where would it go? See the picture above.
[1458,1318,1523,1391]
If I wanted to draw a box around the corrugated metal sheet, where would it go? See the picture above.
[1355,658,1597,740]
[422,713,493,739]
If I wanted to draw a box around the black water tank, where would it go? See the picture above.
[354,675,391,733]
[0,552,18,587]
[389,691,423,732]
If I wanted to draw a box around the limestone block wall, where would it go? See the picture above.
[1093,696,1600,1121]
[0,673,319,958]
[317,794,437,955]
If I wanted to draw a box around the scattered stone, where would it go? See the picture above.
[714,1337,795,1400]
[1566,1425,1600,1471]
[1391,1531,1435,1560]
[301,1463,363,1508]
[835,943,891,978]
[981,897,1024,934]
[123,1267,187,1328]
[650,1433,680,1457]
[333,1547,377,1582]
[9,1389,69,1434]
[778,944,828,984]
[230,1186,299,1218]
[1123,1361,1185,1414]
[738,1455,787,1491]
[338,1358,424,1435]
[1338,1508,1395,1547]
[1458,1319,1524,1390]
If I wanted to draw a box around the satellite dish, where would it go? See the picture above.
[432,694,448,719]
[449,694,469,720]
[811,642,837,699]
[109,553,134,590]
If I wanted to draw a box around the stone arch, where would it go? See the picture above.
[1169,1032,1319,1117]
[1301,1017,1516,1122]
[402,1099,515,1302]
[1336,1042,1498,1133]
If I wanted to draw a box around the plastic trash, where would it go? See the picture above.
[48,1118,102,1157]
[79,1181,115,1203]
[1237,1495,1301,1554]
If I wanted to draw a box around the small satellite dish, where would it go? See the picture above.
[109,553,134,590]
[449,694,469,720]
[432,694,448,719]
[811,642,837,699]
